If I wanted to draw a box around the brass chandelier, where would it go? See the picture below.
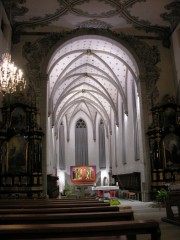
[0,52,26,95]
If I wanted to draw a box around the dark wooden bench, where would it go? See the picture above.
[0,202,110,209]
[0,210,134,224]
[162,190,180,226]
[0,220,161,240]
[0,205,120,214]
[0,203,110,209]
[0,198,100,204]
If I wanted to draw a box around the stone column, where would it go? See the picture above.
[138,74,151,201]
[39,73,48,198]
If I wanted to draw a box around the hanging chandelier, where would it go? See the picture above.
[0,52,26,95]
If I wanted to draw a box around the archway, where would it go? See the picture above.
[46,34,147,197]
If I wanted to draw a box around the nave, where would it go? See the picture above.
[0,197,161,240]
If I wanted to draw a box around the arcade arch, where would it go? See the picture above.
[46,34,147,197]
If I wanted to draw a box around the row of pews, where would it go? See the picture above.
[0,198,161,240]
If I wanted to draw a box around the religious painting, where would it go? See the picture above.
[7,135,27,174]
[70,166,96,184]
[9,106,26,133]
[162,126,180,168]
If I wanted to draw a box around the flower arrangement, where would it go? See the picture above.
[156,189,169,207]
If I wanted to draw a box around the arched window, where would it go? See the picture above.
[121,103,126,164]
[75,119,88,166]
[59,122,65,170]
[99,119,106,169]
[132,81,140,161]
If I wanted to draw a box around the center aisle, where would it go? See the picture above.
[119,199,180,240]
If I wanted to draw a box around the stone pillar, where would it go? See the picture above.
[39,73,48,198]
[138,74,151,201]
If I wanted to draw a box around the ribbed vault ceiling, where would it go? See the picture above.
[47,35,138,134]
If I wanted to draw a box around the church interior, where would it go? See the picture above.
[0,0,180,239]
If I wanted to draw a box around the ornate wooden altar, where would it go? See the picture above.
[147,100,180,198]
[0,103,44,199]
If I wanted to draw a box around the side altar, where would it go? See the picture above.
[0,103,44,199]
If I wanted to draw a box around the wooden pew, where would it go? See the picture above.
[162,190,180,226]
[0,198,100,204]
[0,220,161,240]
[0,210,134,224]
[0,198,161,239]
[0,202,110,209]
[0,205,120,214]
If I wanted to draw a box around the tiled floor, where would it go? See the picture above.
[120,199,180,240]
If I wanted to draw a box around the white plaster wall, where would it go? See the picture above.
[111,72,146,187]
[95,114,111,186]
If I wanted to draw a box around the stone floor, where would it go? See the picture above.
[119,199,180,240]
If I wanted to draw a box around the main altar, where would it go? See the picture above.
[92,186,119,198]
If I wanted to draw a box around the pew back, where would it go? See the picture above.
[0,220,161,240]
[0,205,120,214]
[0,210,134,224]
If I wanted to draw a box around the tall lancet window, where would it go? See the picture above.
[59,122,65,170]
[122,103,126,164]
[132,81,140,160]
[75,119,88,166]
[99,119,106,169]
